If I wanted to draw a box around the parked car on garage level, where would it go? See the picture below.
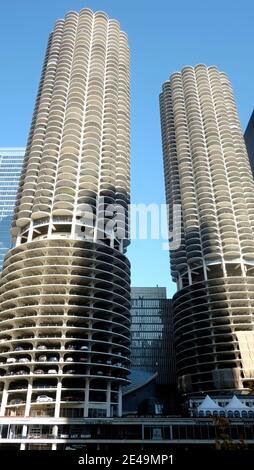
[48,357,58,362]
[7,358,16,363]
[19,357,30,363]
[79,357,88,362]
[36,395,53,403]
[65,357,74,362]
[34,369,44,375]
[9,399,24,405]
[38,355,47,362]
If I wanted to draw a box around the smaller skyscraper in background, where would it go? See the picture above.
[126,287,176,414]
[0,148,25,270]
[244,110,254,176]
[130,287,175,385]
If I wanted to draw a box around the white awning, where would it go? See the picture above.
[197,395,222,411]
[224,395,249,411]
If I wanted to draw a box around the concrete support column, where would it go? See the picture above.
[52,424,58,448]
[187,266,192,285]
[52,424,58,437]
[21,424,28,448]
[241,261,246,277]
[27,223,34,243]
[71,218,76,239]
[0,386,8,416]
[16,233,22,246]
[203,260,208,281]
[222,260,227,277]
[84,378,90,417]
[106,382,111,417]
[48,217,54,238]
[117,385,122,417]
[24,382,33,416]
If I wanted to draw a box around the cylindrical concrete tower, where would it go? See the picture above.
[160,64,254,396]
[0,8,130,445]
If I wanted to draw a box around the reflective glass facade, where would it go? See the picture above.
[130,287,176,385]
[0,148,25,270]
[244,110,254,176]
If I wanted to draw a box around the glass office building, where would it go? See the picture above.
[0,148,25,270]
[244,110,254,176]
[130,287,175,386]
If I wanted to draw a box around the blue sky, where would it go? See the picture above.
[0,0,254,298]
